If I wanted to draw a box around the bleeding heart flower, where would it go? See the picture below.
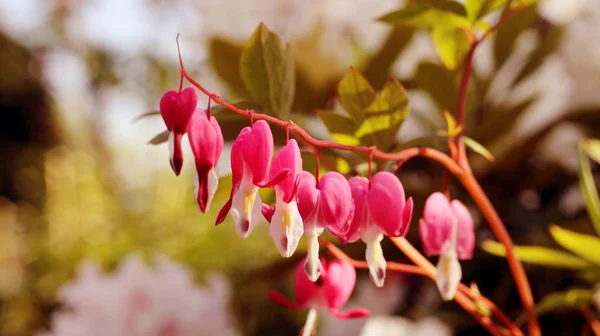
[339,172,413,288]
[297,171,354,282]
[188,109,224,213]
[419,192,475,301]
[216,120,288,238]
[267,258,370,335]
[159,87,198,175]
[268,140,303,258]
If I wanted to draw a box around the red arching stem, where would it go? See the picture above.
[206,96,212,119]
[367,148,374,188]
[454,5,539,335]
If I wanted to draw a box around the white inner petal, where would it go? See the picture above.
[231,175,260,239]
[435,240,462,301]
[168,131,175,168]
[205,168,219,211]
[270,193,304,258]
[304,225,325,282]
[365,233,386,288]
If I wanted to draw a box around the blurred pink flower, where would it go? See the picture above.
[39,255,239,336]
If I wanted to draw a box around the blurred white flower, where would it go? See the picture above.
[539,0,588,25]
[39,255,240,336]
[360,316,452,336]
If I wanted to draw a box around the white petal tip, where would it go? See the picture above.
[436,243,462,301]
[365,237,386,288]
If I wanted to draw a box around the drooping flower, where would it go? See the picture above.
[296,171,354,281]
[159,87,198,175]
[268,140,304,258]
[39,255,240,336]
[188,109,224,213]
[419,192,475,301]
[216,120,288,238]
[267,258,370,336]
[335,172,413,288]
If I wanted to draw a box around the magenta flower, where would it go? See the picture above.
[338,172,413,287]
[188,109,224,213]
[159,87,198,175]
[267,258,370,335]
[297,171,354,281]
[216,120,288,238]
[419,192,475,301]
[268,140,304,258]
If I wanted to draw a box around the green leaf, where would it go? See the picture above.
[584,139,600,164]
[444,111,462,137]
[432,25,471,70]
[517,289,593,326]
[336,158,351,175]
[240,23,295,119]
[464,136,495,162]
[355,78,410,149]
[134,111,160,122]
[549,225,600,266]
[481,240,591,269]
[331,134,360,146]
[316,110,357,135]
[337,67,377,123]
[420,0,467,16]
[415,62,459,113]
[209,38,249,97]
[579,141,600,235]
[148,130,169,145]
[378,4,470,28]
[465,0,505,22]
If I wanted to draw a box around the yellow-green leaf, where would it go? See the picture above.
[578,141,600,236]
[549,225,600,266]
[336,158,351,175]
[148,130,169,145]
[240,23,295,119]
[331,134,360,146]
[337,67,377,123]
[481,240,591,269]
[443,111,462,137]
[465,0,505,22]
[316,110,357,135]
[583,139,600,164]
[516,289,593,326]
[209,38,248,98]
[378,5,470,29]
[464,136,495,162]
[432,26,471,70]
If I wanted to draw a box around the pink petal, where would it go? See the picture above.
[329,308,371,319]
[168,131,184,176]
[261,203,275,223]
[296,171,319,223]
[216,131,247,225]
[336,177,369,243]
[188,109,224,212]
[256,169,290,188]
[266,290,303,310]
[318,172,354,236]
[420,192,453,256]
[159,87,198,133]
[323,259,356,310]
[294,258,324,307]
[242,120,274,185]
[269,140,302,202]
[367,172,410,237]
[450,200,475,260]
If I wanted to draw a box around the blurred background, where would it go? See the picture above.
[0,0,599,335]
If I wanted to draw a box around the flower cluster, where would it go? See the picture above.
[39,255,239,336]
[157,87,476,301]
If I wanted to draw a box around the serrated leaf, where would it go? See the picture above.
[240,23,295,119]
[432,26,471,70]
[579,141,600,235]
[331,134,360,146]
[549,225,600,266]
[584,139,600,164]
[316,110,357,135]
[337,67,377,123]
[134,111,160,122]
[355,78,410,149]
[378,5,470,28]
[209,38,249,97]
[464,137,495,162]
[516,289,593,326]
[148,130,169,145]
[481,240,591,269]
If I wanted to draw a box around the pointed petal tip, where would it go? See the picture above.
[330,308,371,319]
[266,290,301,310]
